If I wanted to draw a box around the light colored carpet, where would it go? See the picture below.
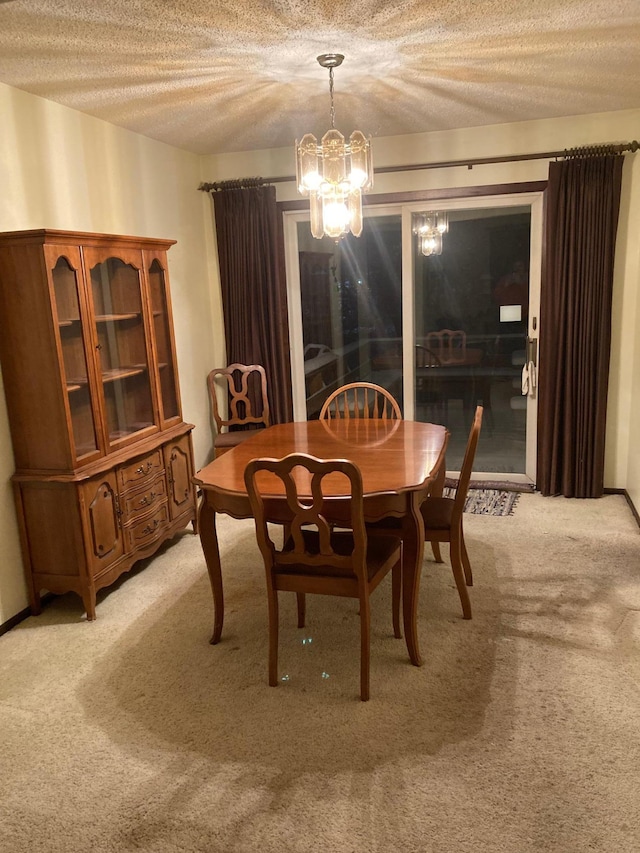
[1,493,639,852]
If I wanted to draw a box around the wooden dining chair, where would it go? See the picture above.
[244,453,403,701]
[366,408,481,619]
[207,363,270,458]
[319,382,402,421]
[422,405,483,619]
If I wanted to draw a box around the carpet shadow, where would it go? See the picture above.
[77,527,512,777]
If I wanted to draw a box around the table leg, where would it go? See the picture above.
[401,490,426,667]
[198,494,224,644]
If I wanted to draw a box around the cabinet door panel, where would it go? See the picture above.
[47,246,102,464]
[82,474,124,570]
[83,247,158,450]
[164,434,194,519]
[147,254,181,424]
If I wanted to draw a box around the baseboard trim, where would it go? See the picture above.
[605,487,640,528]
[0,593,53,637]
[624,492,640,528]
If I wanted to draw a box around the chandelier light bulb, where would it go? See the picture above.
[295,54,373,240]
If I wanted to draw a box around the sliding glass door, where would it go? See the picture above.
[284,191,542,483]
[287,212,403,420]
[408,200,541,477]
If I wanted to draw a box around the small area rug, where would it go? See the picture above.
[443,487,520,516]
[445,477,535,493]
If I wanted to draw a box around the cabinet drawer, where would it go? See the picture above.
[118,450,164,490]
[121,473,167,521]
[124,502,169,551]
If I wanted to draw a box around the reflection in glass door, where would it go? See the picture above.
[295,214,403,419]
[412,205,533,474]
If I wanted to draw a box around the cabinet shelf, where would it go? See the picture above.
[67,364,149,392]
[68,366,150,389]
[59,318,81,328]
[95,313,141,323]
[109,422,154,440]
[101,366,147,384]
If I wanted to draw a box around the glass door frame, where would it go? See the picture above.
[283,189,544,482]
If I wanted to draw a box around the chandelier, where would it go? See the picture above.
[295,54,373,240]
[413,211,449,256]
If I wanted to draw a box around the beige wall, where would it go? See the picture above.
[0,83,225,623]
[1,81,638,624]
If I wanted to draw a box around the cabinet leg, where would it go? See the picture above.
[83,588,97,621]
[29,582,42,616]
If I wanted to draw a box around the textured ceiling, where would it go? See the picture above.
[0,0,639,155]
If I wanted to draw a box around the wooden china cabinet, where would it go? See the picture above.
[0,229,197,620]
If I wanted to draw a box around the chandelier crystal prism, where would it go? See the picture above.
[295,54,373,240]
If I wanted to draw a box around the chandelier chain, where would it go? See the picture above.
[329,67,336,129]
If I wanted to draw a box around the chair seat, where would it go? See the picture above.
[421,496,455,530]
[282,529,401,581]
[214,427,265,448]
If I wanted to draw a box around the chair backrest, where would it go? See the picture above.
[415,344,441,368]
[451,406,483,523]
[425,329,467,364]
[319,382,402,421]
[244,453,367,581]
[207,363,270,432]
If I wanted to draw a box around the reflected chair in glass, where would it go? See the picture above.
[207,363,270,458]
[425,329,467,364]
[415,344,445,421]
[424,330,477,423]
[244,453,403,701]
[319,382,402,421]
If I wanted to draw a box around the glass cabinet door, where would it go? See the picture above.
[50,252,100,461]
[88,253,156,447]
[147,257,179,422]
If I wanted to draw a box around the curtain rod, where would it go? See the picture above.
[199,140,638,191]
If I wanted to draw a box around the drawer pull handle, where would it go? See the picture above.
[135,461,154,475]
[138,491,157,507]
[142,519,160,535]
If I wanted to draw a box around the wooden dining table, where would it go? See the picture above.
[193,418,449,667]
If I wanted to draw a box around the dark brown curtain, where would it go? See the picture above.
[537,152,624,497]
[211,181,293,424]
